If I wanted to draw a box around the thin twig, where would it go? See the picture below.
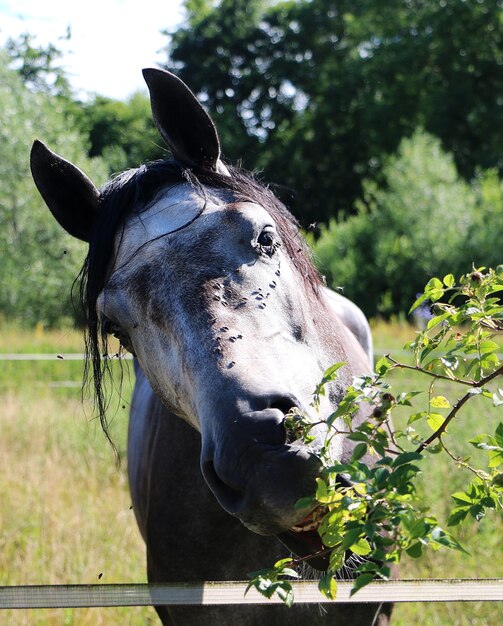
[416,364,503,452]
[386,355,474,387]
[288,547,333,567]
[384,415,403,453]
[439,436,487,480]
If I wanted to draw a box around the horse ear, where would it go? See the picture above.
[30,140,99,242]
[142,67,229,175]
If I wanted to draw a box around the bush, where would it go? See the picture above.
[312,130,484,318]
[468,169,503,270]
[249,268,503,603]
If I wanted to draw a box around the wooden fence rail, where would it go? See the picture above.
[1,579,502,609]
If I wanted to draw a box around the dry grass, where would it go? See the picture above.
[0,354,156,624]
[0,321,84,353]
[1,323,501,625]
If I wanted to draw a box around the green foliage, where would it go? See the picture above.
[249,268,503,604]
[166,0,503,225]
[312,131,484,317]
[0,53,107,327]
[468,169,503,271]
[246,558,299,608]
[5,31,72,98]
[6,32,164,176]
[76,93,165,174]
[307,209,384,318]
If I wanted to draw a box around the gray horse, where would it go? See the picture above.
[30,68,391,625]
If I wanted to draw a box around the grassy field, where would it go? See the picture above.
[0,321,501,625]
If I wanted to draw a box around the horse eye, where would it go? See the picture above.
[257,229,279,256]
[102,318,121,337]
[102,318,135,355]
[258,231,274,247]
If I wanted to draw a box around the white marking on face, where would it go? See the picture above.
[113,184,229,267]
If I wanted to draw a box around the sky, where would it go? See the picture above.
[0,0,184,100]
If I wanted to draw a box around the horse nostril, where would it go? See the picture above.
[269,396,297,415]
[265,396,304,445]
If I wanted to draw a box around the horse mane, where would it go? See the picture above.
[76,160,321,445]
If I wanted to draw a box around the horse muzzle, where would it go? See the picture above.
[200,404,324,535]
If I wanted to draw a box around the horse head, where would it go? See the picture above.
[30,68,372,563]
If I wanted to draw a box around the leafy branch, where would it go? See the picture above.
[416,363,503,453]
[248,266,503,604]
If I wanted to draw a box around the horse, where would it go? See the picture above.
[30,68,392,625]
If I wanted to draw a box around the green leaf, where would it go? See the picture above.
[440,355,459,371]
[340,527,365,552]
[447,507,469,527]
[315,478,329,503]
[329,549,345,571]
[426,277,443,291]
[351,442,368,462]
[373,467,390,490]
[280,568,300,579]
[320,362,347,385]
[469,434,490,448]
[496,423,503,445]
[389,463,421,492]
[425,441,443,454]
[396,391,422,406]
[275,583,295,607]
[491,473,503,487]
[409,292,430,314]
[480,353,500,372]
[348,431,370,443]
[402,515,428,539]
[443,274,455,288]
[406,542,423,558]
[321,526,343,548]
[489,449,503,468]
[350,573,375,596]
[319,572,338,600]
[274,557,295,570]
[430,527,468,554]
[391,451,423,467]
[350,537,372,556]
[375,355,393,375]
[427,412,445,431]
[408,410,427,425]
[451,491,473,505]
[426,312,451,331]
[478,340,499,354]
[430,395,451,409]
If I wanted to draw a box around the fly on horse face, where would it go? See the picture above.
[30,68,392,625]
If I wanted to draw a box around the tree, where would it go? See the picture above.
[77,93,165,174]
[165,0,503,225]
[5,31,72,98]
[0,52,107,326]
